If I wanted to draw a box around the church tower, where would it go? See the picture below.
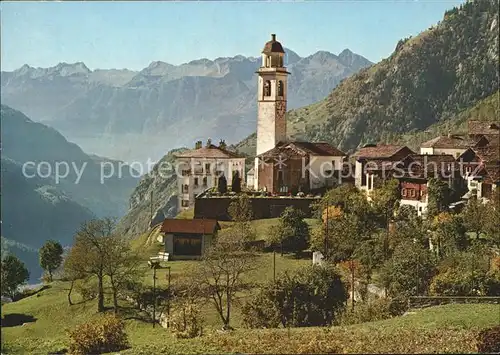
[254,34,290,189]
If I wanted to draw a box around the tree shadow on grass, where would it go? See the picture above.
[1,313,37,327]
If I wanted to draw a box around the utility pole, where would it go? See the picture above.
[351,259,355,311]
[166,266,171,328]
[273,250,276,284]
[150,190,154,226]
[152,263,157,328]
[324,201,329,259]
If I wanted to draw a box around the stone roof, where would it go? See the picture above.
[468,120,500,136]
[262,34,285,54]
[399,154,458,178]
[420,135,479,149]
[258,141,346,158]
[353,145,414,159]
[175,144,243,159]
[473,146,500,164]
[160,219,220,234]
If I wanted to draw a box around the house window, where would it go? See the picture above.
[410,189,416,198]
[182,169,190,176]
[173,234,202,256]
[194,178,199,186]
[402,188,407,197]
[264,80,271,97]
[278,81,284,97]
[182,184,189,193]
[205,163,211,173]
[181,200,189,207]
[203,177,208,186]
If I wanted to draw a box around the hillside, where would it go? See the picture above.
[236,0,499,156]
[1,49,372,163]
[399,90,500,150]
[1,105,140,281]
[115,148,187,239]
[1,105,139,218]
[1,158,95,281]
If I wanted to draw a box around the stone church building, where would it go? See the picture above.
[253,34,346,193]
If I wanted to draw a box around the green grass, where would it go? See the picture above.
[2,281,498,355]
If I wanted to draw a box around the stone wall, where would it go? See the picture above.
[194,196,319,220]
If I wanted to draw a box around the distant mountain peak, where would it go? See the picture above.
[53,62,91,76]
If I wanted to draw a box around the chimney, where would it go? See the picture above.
[271,34,276,41]
[219,139,227,150]
[206,138,212,148]
[195,141,202,149]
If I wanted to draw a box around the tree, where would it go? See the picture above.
[379,241,436,297]
[431,212,468,258]
[228,194,253,222]
[242,265,348,328]
[64,218,116,312]
[427,178,452,219]
[218,175,227,194]
[39,240,64,282]
[1,254,29,300]
[461,196,488,240]
[231,171,241,193]
[195,232,256,329]
[268,207,309,256]
[103,236,143,313]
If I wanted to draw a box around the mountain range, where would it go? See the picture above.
[1,48,372,164]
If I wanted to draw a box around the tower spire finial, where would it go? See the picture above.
[271,34,276,41]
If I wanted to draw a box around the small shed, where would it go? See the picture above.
[158,219,220,260]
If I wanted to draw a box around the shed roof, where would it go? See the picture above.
[160,219,220,234]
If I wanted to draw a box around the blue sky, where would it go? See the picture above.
[1,0,464,71]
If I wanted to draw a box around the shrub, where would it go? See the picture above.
[241,290,280,328]
[170,301,203,339]
[476,325,500,353]
[68,314,129,355]
[339,298,393,325]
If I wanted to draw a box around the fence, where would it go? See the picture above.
[408,296,500,308]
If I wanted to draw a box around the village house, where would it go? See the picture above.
[458,146,499,200]
[352,144,415,197]
[175,139,245,212]
[157,218,220,260]
[397,154,461,216]
[420,133,490,157]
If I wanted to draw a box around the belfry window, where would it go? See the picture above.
[278,81,284,97]
[264,80,271,97]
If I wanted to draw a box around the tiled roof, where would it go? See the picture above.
[483,134,500,146]
[175,145,243,159]
[484,165,500,183]
[160,219,220,234]
[353,145,414,159]
[420,135,478,149]
[468,121,500,136]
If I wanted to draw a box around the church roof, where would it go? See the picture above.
[262,34,285,54]
[258,141,346,158]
